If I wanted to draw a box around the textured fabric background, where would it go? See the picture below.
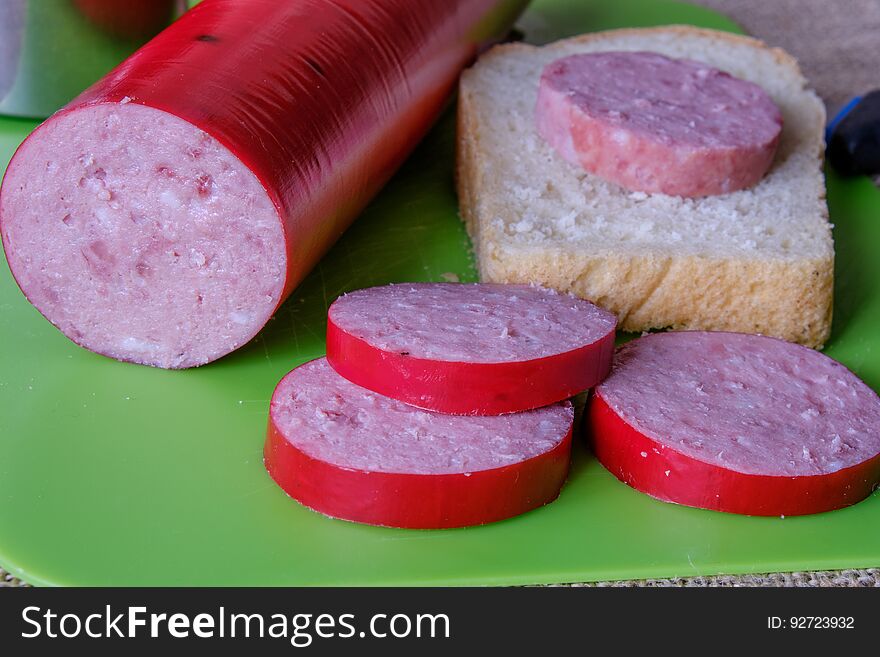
[2,567,880,588]
[697,0,880,113]
[2,0,878,588]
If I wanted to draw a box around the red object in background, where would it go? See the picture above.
[74,0,184,40]
[265,411,572,529]
[589,392,880,517]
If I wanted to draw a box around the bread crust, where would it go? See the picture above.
[456,25,833,348]
[467,25,810,80]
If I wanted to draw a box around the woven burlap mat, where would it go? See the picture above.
[2,0,878,588]
[697,0,880,113]
[2,567,879,588]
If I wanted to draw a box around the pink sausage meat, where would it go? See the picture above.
[328,283,615,364]
[265,358,574,528]
[272,359,572,473]
[535,52,783,197]
[326,283,617,415]
[1,104,285,368]
[590,332,880,515]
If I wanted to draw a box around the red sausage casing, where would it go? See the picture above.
[0,0,528,368]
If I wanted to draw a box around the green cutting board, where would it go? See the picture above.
[2,0,879,586]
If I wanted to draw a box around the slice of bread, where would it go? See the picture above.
[457,26,833,348]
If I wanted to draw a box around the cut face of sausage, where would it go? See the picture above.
[265,358,574,528]
[0,103,285,368]
[535,51,783,197]
[326,283,617,415]
[590,331,880,516]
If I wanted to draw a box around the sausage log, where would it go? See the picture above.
[0,0,528,368]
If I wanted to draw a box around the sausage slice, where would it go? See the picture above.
[590,331,880,516]
[265,358,574,528]
[326,283,617,415]
[535,51,783,197]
